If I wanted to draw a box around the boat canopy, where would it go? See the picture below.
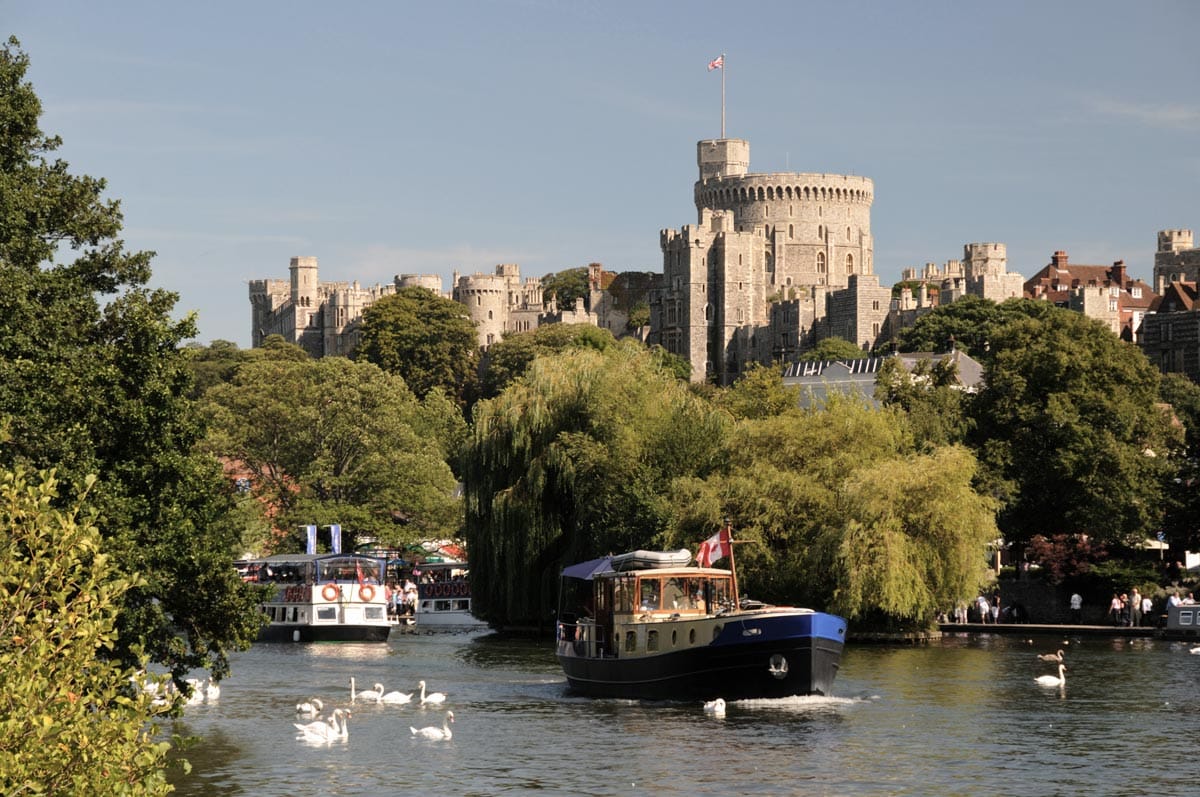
[561,557,614,580]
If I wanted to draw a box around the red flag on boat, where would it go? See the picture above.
[697,526,731,567]
[355,561,365,585]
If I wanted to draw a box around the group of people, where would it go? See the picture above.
[388,579,419,620]
[1103,588,1196,627]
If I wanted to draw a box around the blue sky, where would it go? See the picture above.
[6,0,1198,347]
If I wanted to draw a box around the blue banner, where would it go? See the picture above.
[305,524,317,555]
[328,524,342,554]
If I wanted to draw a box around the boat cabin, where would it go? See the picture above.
[561,565,736,659]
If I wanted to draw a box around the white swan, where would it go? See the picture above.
[703,698,726,716]
[184,678,206,706]
[410,710,453,740]
[296,697,323,716]
[381,688,413,704]
[295,708,349,742]
[350,677,384,703]
[1037,649,1065,663]
[1034,663,1066,686]
[418,680,447,705]
[1190,646,1200,655]
[204,679,221,701]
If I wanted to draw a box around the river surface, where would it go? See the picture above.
[166,630,1200,796]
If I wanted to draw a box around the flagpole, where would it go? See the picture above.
[720,53,726,139]
[724,519,739,609]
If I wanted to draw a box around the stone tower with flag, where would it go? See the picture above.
[651,137,877,385]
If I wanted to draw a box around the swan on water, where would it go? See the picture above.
[1034,663,1066,686]
[381,688,413,704]
[418,680,447,705]
[410,710,454,740]
[1037,649,1065,663]
[296,697,323,716]
[350,677,384,703]
[204,680,221,701]
[1189,646,1200,655]
[295,708,349,742]
[703,698,726,716]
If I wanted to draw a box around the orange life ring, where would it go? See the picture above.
[359,584,375,602]
[322,584,339,602]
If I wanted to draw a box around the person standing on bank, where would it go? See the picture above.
[1130,587,1143,628]
[1069,592,1083,624]
[1141,593,1154,627]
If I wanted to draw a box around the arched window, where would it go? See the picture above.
[488,310,493,320]
[705,304,713,321]
[847,226,852,242]
[847,254,855,273]
[788,224,794,239]
[817,252,826,273]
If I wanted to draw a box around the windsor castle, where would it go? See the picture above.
[250,136,1199,386]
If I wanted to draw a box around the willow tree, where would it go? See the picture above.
[661,396,996,630]
[463,341,729,628]
[820,445,997,629]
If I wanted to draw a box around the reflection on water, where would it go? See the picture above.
[167,631,1200,796]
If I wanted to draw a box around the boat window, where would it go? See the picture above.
[647,630,659,652]
[671,630,677,647]
[639,579,660,611]
[613,577,634,613]
[689,628,696,645]
[316,607,336,621]
[663,578,687,610]
[625,630,637,652]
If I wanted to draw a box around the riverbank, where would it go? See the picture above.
[938,621,1200,641]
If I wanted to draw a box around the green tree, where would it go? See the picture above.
[0,469,175,795]
[720,362,800,420]
[799,336,868,361]
[1159,373,1200,550]
[898,296,1056,358]
[970,309,1176,548]
[479,323,616,398]
[541,266,589,308]
[202,357,460,549]
[354,286,479,407]
[0,37,261,683]
[874,356,972,448]
[464,342,729,628]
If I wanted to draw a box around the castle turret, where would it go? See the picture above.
[290,256,319,308]
[697,139,750,184]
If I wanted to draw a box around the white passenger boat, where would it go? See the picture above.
[240,553,391,642]
[413,560,486,629]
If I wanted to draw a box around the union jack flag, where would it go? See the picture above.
[707,54,724,71]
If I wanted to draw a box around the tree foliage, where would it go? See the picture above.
[970,308,1175,547]
[799,336,868,361]
[874,356,972,449]
[897,296,1056,359]
[201,357,460,550]
[354,286,479,408]
[479,323,617,399]
[464,342,729,628]
[0,37,261,683]
[1159,373,1200,551]
[541,266,589,308]
[0,469,175,795]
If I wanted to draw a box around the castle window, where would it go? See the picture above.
[789,224,794,239]
[488,310,493,320]
[873,323,880,336]
[818,225,823,240]
[477,296,481,306]
[705,304,713,322]
[847,254,855,274]
[847,226,851,242]
[872,300,880,311]
[817,252,826,273]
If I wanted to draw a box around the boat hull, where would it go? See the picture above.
[257,623,391,643]
[557,611,845,701]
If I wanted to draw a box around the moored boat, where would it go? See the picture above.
[555,529,846,701]
[240,553,391,643]
[413,560,486,629]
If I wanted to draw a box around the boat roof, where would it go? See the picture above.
[238,552,385,564]
[561,557,731,580]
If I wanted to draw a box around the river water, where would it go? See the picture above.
[166,630,1200,796]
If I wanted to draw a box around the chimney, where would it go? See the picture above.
[1109,260,1127,287]
[1052,251,1069,269]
